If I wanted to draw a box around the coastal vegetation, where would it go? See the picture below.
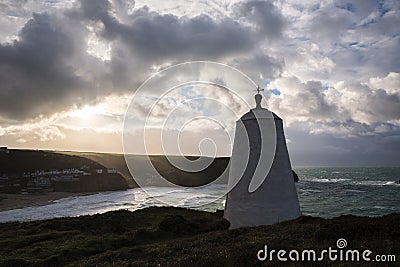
[0,207,398,266]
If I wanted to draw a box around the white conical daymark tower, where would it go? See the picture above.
[224,91,301,229]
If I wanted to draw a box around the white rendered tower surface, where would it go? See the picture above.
[224,92,301,229]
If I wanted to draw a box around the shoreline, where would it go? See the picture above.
[0,192,96,212]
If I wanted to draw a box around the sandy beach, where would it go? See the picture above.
[0,192,94,211]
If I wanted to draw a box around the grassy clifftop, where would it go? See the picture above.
[0,207,398,266]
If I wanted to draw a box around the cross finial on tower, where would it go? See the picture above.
[255,85,264,95]
[254,85,264,109]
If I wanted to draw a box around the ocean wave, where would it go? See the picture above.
[344,189,366,193]
[299,189,322,193]
[373,205,396,210]
[307,178,351,183]
[354,180,400,186]
[384,181,400,186]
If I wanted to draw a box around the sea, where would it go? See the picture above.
[0,167,399,223]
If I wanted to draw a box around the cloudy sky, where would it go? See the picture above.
[0,0,399,166]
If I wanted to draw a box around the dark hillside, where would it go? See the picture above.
[60,151,137,188]
[63,151,231,187]
[0,150,129,193]
[149,155,230,186]
[0,150,103,173]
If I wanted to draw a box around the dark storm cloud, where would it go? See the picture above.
[115,12,254,60]
[70,0,283,60]
[69,0,286,90]
[269,77,340,122]
[286,122,400,167]
[0,13,91,120]
[229,51,284,82]
[72,0,286,92]
[233,0,285,39]
[334,81,400,123]
[0,0,286,121]
[365,89,400,121]
[309,8,353,42]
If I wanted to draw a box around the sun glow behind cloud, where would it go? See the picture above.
[70,105,105,120]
